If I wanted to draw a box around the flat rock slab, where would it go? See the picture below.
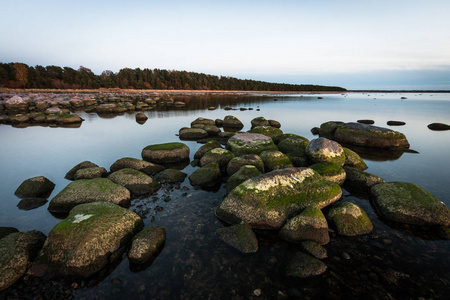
[227,133,278,156]
[31,202,143,279]
[286,251,327,279]
[48,178,130,213]
[371,182,450,226]
[142,142,190,164]
[216,167,342,229]
[334,122,410,148]
[216,223,258,254]
[128,226,166,265]
[14,176,55,198]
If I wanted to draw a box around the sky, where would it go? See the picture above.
[1,0,449,90]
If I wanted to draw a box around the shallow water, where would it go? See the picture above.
[1,92,450,299]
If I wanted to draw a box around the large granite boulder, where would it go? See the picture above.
[110,157,165,175]
[14,176,55,198]
[199,148,235,168]
[223,115,243,131]
[371,182,450,226]
[278,205,330,245]
[216,167,342,229]
[31,202,143,278]
[65,161,99,180]
[179,128,209,140]
[226,165,262,192]
[334,122,410,148]
[142,142,190,164]
[343,167,385,196]
[326,202,373,236]
[310,162,346,185]
[260,150,293,172]
[215,223,258,254]
[343,147,368,170]
[248,126,283,139]
[227,154,265,176]
[286,251,327,278]
[194,140,223,160]
[277,137,309,167]
[306,137,345,166]
[0,230,46,291]
[128,226,166,264]
[108,168,160,196]
[48,178,131,213]
[227,133,277,156]
[189,162,222,187]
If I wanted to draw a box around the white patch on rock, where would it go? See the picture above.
[73,214,94,223]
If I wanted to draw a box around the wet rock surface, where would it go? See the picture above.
[108,168,161,196]
[128,226,166,265]
[142,142,190,164]
[14,176,55,198]
[216,223,258,254]
[65,161,99,180]
[226,133,277,156]
[326,202,373,236]
[306,137,345,166]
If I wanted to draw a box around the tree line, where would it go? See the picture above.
[0,62,346,91]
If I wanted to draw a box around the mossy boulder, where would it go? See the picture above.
[216,167,342,229]
[273,133,308,145]
[334,122,410,148]
[260,150,293,172]
[310,162,346,185]
[191,117,215,127]
[142,142,190,164]
[189,162,222,187]
[251,117,270,129]
[215,119,224,127]
[48,178,131,213]
[343,147,368,170]
[306,137,345,167]
[326,202,373,236]
[128,226,166,264]
[194,140,223,160]
[154,169,187,183]
[215,223,258,254]
[223,115,244,131]
[248,126,283,140]
[108,168,160,196]
[74,167,107,180]
[55,113,82,124]
[31,202,143,278]
[200,148,235,168]
[277,137,309,167]
[110,157,165,175]
[319,121,344,139]
[227,165,262,192]
[301,241,327,259]
[179,128,209,140]
[227,133,278,156]
[14,176,55,198]
[0,230,46,291]
[279,205,330,245]
[227,154,265,176]
[17,197,48,210]
[286,251,327,278]
[343,166,385,196]
[371,182,450,226]
[65,161,99,180]
[204,125,221,136]
[268,119,281,128]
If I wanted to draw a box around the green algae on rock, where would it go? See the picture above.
[251,116,270,129]
[154,168,187,183]
[310,162,346,185]
[226,154,265,176]
[260,150,293,172]
[215,223,258,254]
[142,142,190,164]
[128,226,166,265]
[65,161,99,180]
[226,165,262,192]
[179,128,209,140]
[248,126,283,139]
[216,167,342,229]
[194,140,223,160]
[326,202,373,236]
[108,168,161,196]
[343,166,385,196]
[343,147,368,170]
[273,133,309,145]
[110,157,165,175]
[189,162,222,187]
[227,133,278,156]
[371,182,450,226]
[74,167,107,180]
[306,137,345,167]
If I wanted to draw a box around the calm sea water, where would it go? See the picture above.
[0,93,449,299]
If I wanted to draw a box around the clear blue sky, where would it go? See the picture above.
[1,0,449,90]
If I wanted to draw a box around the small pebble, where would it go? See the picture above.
[253,289,262,296]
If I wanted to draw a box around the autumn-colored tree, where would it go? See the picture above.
[13,63,28,87]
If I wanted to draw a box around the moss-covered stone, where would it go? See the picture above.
[371,182,450,226]
[326,202,373,236]
[142,142,190,164]
[277,137,309,154]
[200,148,235,168]
[227,133,278,156]
[9,114,29,124]
[179,128,209,140]
[227,154,265,176]
[286,251,327,278]
[319,121,344,139]
[65,161,99,180]
[260,150,293,172]
[0,230,46,291]
[306,137,345,166]
[189,162,222,187]
[108,168,160,196]
[248,126,283,139]
[135,112,148,122]
[194,140,223,160]
[343,147,368,170]
[14,176,55,198]
[48,178,131,213]
[334,122,410,148]
[0,227,19,240]
[215,223,258,254]
[128,226,166,264]
[278,205,330,245]
[204,125,221,136]
[301,241,327,259]
[154,168,187,183]
[273,133,309,145]
[216,167,342,229]
[251,117,270,129]
[31,202,143,279]
[191,117,215,127]
[55,113,82,124]
[268,119,281,128]
[227,165,262,192]
[310,162,346,185]
[343,166,385,196]
[223,115,244,130]
[110,157,165,175]
[74,167,107,180]
[17,197,48,210]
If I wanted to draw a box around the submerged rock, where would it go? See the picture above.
[48,178,130,213]
[387,120,406,126]
[286,251,327,278]
[31,202,143,278]
[227,133,277,156]
[65,161,99,180]
[142,142,190,164]
[14,176,55,198]
[135,112,148,122]
[227,154,265,176]
[326,202,373,236]
[108,168,160,196]
[179,128,209,140]
[357,119,375,124]
[226,165,262,192]
[301,241,327,259]
[189,162,222,187]
[17,197,48,210]
[268,119,281,128]
[216,167,342,229]
[216,223,258,254]
[371,182,450,226]
[128,226,166,265]
[273,133,308,145]
[306,137,345,167]
[343,147,368,170]
[0,230,46,291]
